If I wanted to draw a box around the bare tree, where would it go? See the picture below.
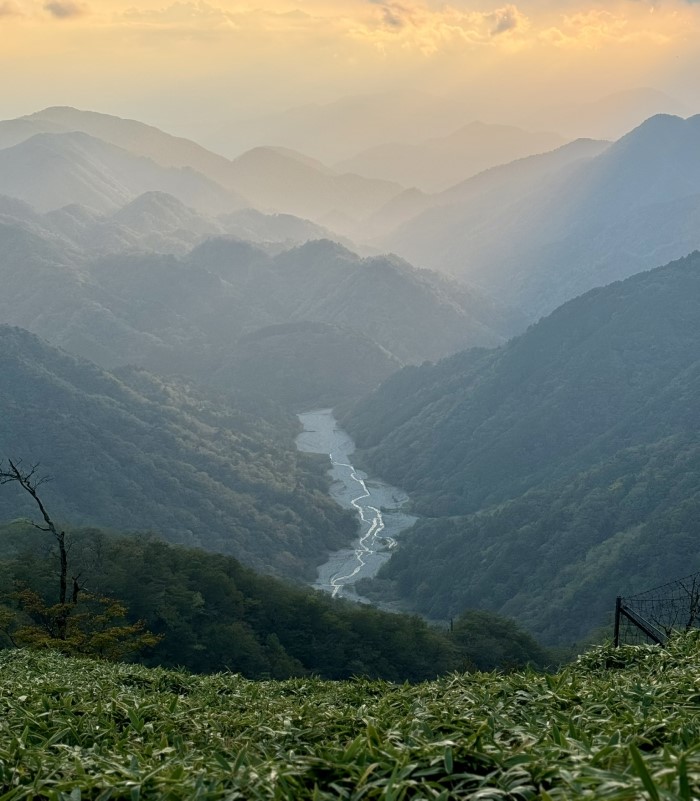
[0,459,70,638]
[0,459,161,657]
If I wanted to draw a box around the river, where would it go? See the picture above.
[296,408,416,600]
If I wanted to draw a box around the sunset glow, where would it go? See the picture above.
[2,0,699,148]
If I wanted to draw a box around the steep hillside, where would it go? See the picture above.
[385,115,700,316]
[0,326,355,578]
[344,253,700,641]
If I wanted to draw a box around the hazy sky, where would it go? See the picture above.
[3,0,700,144]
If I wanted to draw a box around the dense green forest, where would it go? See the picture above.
[0,523,549,680]
[0,325,355,579]
[3,635,700,798]
[344,253,700,643]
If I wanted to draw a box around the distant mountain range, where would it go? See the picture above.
[226,146,404,231]
[521,87,690,142]
[336,122,567,192]
[383,114,700,317]
[344,252,700,643]
[0,107,409,237]
[0,132,244,216]
[370,137,610,246]
[222,90,477,163]
[11,105,700,322]
[0,188,339,256]
[217,86,686,163]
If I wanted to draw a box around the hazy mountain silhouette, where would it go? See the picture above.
[372,138,609,244]
[215,87,679,164]
[1,108,406,239]
[525,87,690,141]
[0,132,244,215]
[227,146,405,234]
[384,115,700,316]
[222,90,477,163]
[10,106,244,194]
[337,122,566,192]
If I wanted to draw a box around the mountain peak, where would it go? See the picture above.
[233,146,333,176]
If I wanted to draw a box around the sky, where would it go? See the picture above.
[2,0,700,150]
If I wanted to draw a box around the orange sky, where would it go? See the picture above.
[2,0,699,144]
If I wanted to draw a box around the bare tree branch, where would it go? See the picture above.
[0,459,69,636]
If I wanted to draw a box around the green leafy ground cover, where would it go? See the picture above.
[3,636,700,799]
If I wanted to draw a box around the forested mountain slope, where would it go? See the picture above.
[344,253,700,642]
[0,326,355,578]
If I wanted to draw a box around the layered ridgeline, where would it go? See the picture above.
[0,523,548,679]
[344,252,700,643]
[0,224,521,406]
[336,121,566,192]
[385,114,700,317]
[0,325,356,579]
[0,106,408,240]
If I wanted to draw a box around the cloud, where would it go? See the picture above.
[44,0,87,19]
[539,8,670,49]
[0,1,22,16]
[122,1,233,27]
[489,5,523,36]
[351,2,533,54]
[0,1,22,15]
[368,0,412,30]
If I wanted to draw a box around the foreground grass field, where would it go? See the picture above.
[2,637,700,800]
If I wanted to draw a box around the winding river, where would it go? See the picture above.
[296,409,416,600]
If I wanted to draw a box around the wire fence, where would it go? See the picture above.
[614,572,700,646]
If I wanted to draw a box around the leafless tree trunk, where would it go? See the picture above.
[0,460,70,638]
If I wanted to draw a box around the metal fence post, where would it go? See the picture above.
[614,596,622,648]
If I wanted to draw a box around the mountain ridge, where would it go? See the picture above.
[381,114,700,316]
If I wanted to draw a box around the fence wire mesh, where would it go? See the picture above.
[615,572,700,646]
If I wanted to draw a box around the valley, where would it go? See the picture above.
[1,94,700,683]
[296,409,416,599]
[6,3,700,791]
